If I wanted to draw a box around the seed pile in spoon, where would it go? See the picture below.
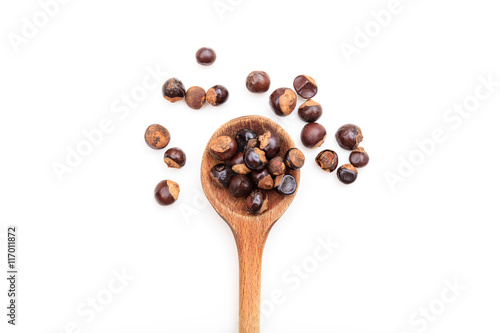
[209,128,303,215]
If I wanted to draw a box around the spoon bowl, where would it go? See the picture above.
[201,115,300,333]
[201,115,300,228]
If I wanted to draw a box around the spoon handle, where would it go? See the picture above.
[236,226,267,333]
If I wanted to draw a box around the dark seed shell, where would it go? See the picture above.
[275,174,297,196]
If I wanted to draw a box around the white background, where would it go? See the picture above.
[1,0,499,332]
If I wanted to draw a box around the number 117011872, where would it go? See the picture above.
[7,227,16,270]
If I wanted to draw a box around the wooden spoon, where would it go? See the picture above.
[201,115,300,333]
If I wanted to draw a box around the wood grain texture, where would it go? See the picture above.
[201,115,300,333]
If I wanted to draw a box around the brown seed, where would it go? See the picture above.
[230,152,251,174]
[293,75,318,99]
[298,100,322,122]
[162,78,186,103]
[195,47,216,66]
[275,174,297,196]
[246,71,271,93]
[300,122,327,148]
[259,131,282,159]
[244,147,268,171]
[315,149,338,172]
[335,124,363,150]
[268,156,286,176]
[250,169,274,190]
[210,163,233,188]
[185,86,206,110]
[206,85,229,106]
[349,147,369,168]
[284,148,305,170]
[269,88,297,116]
[164,148,186,169]
[246,189,269,214]
[210,136,238,161]
[154,180,180,206]
[337,164,358,184]
[229,174,253,197]
[144,124,170,150]
[235,129,258,152]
